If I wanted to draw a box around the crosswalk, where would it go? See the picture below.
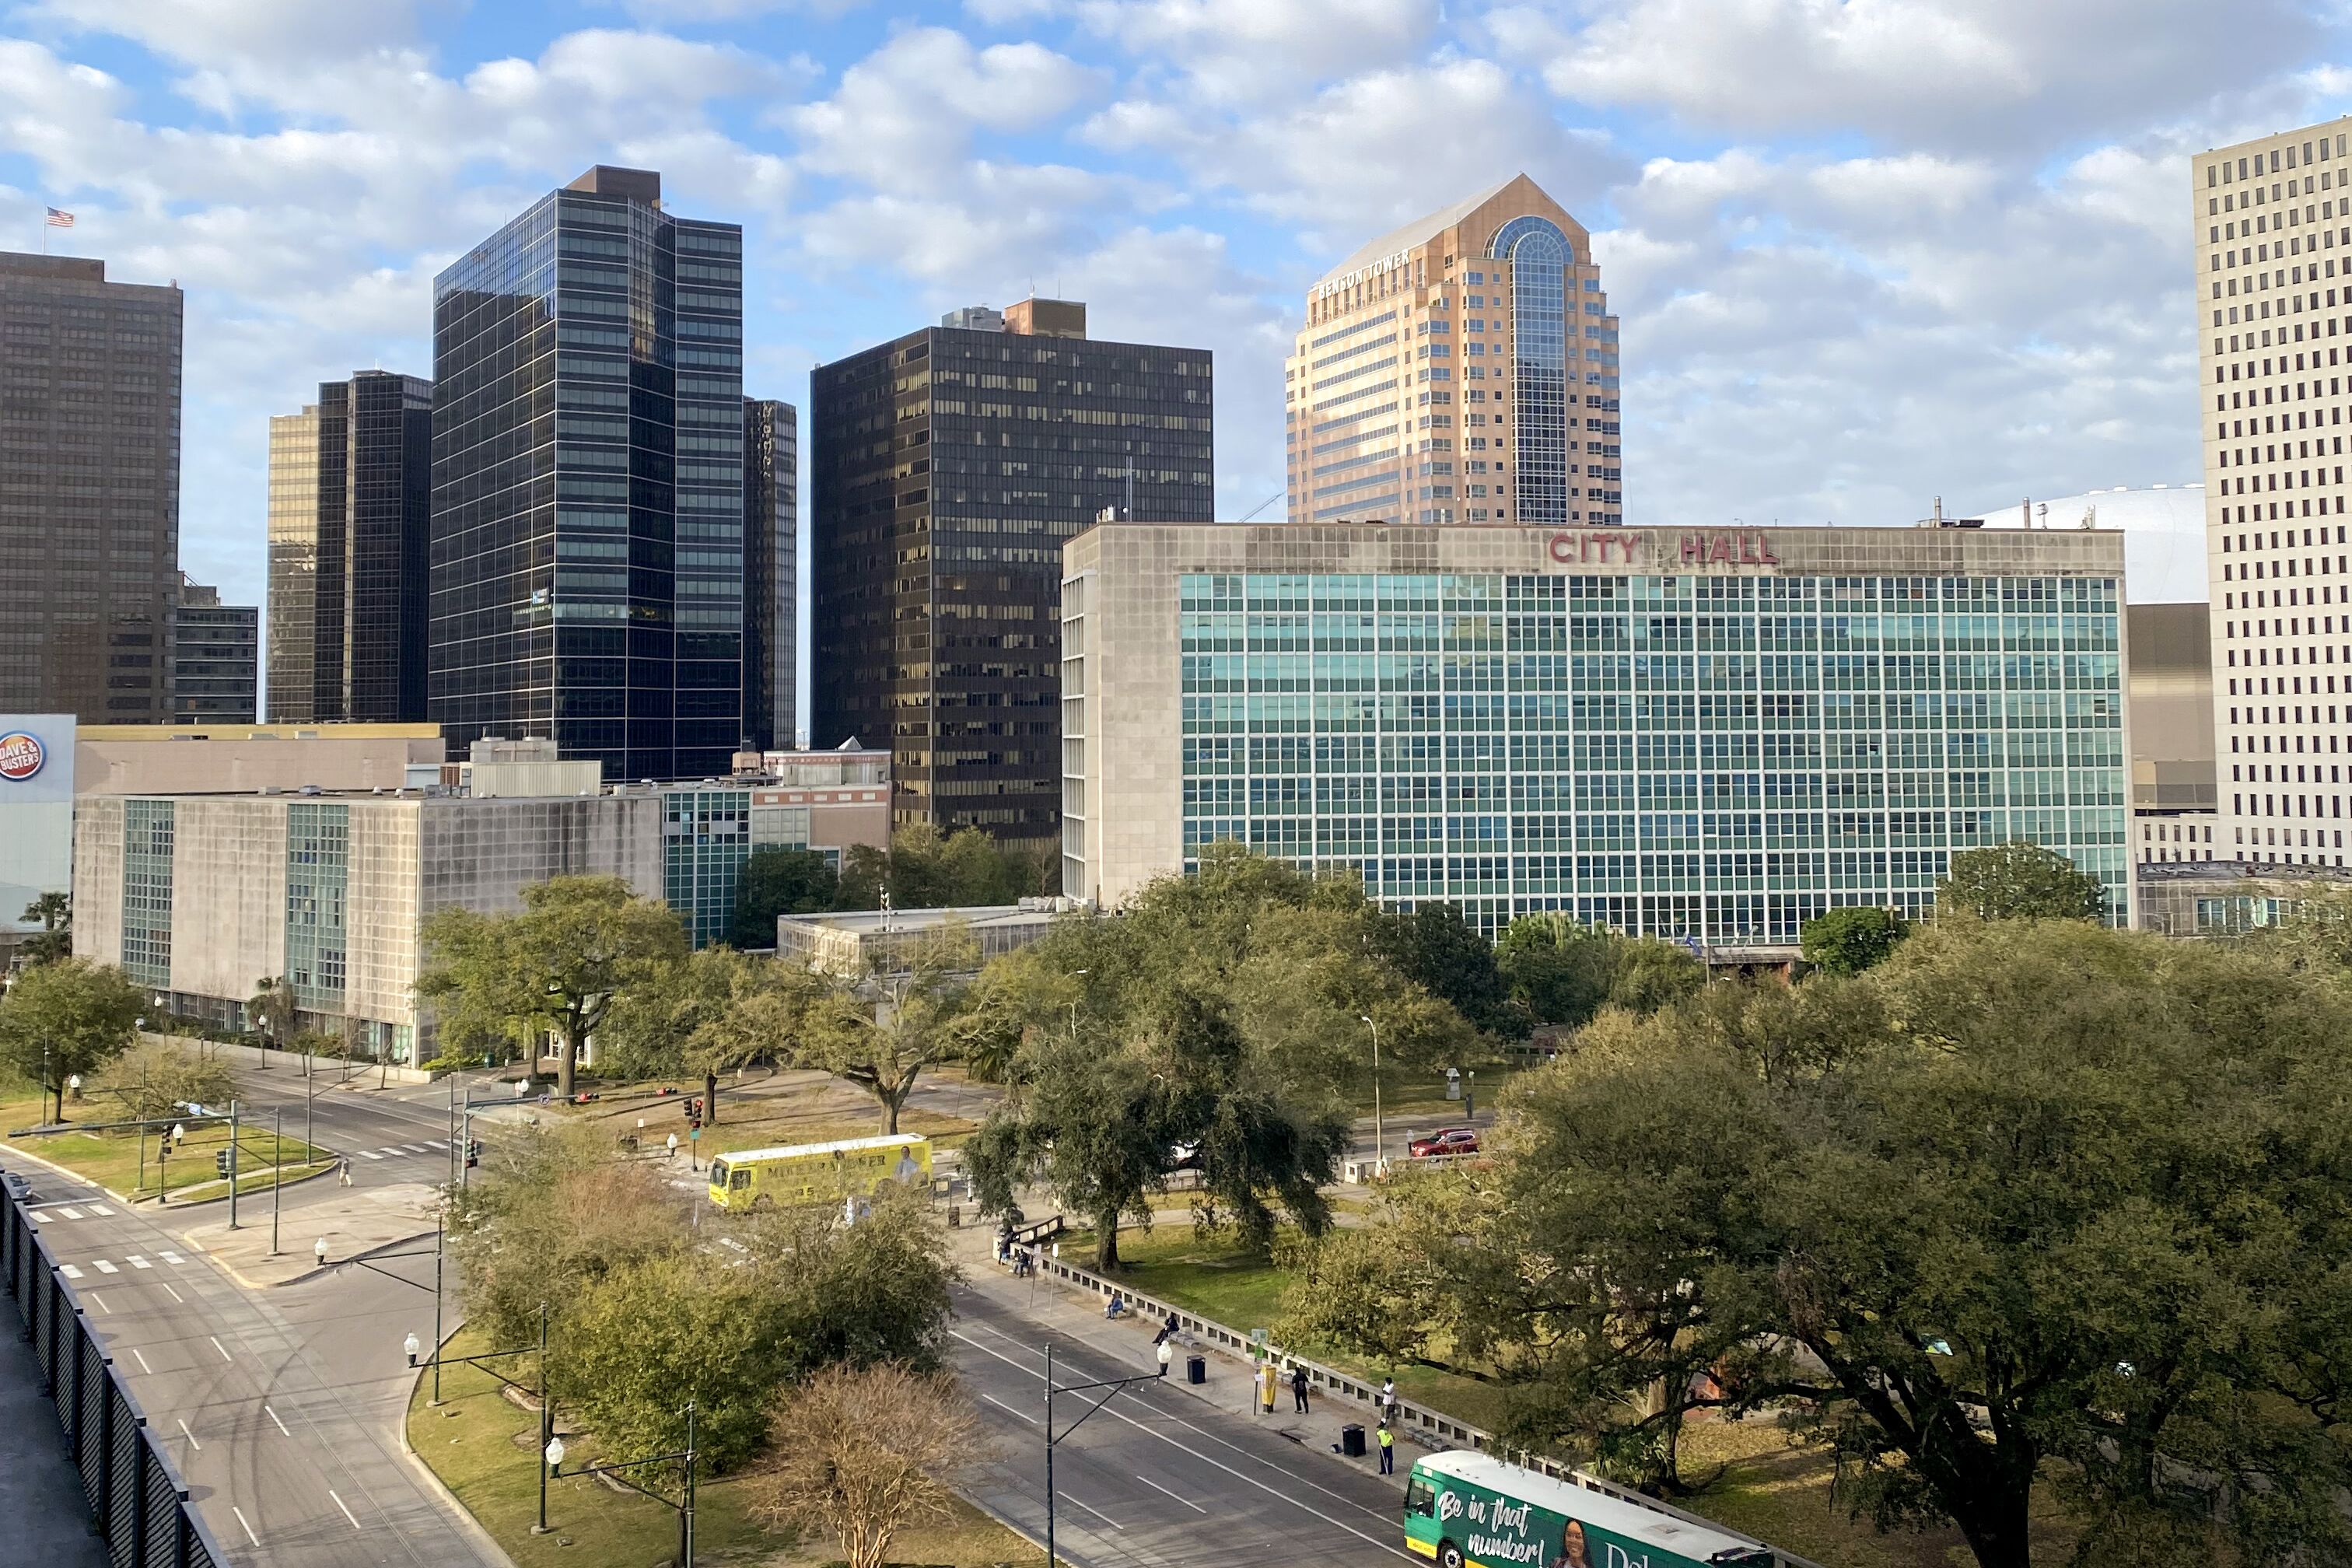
[354,1140,447,1162]
[59,1249,188,1280]
[26,1202,115,1223]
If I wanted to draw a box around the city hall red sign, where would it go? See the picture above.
[1546,530,1783,567]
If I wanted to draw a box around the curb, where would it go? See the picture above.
[150,1157,340,1210]
[0,1139,128,1202]
[397,1320,520,1567]
[186,1223,439,1292]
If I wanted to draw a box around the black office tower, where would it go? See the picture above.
[429,165,745,779]
[811,298,1213,845]
[0,253,183,722]
[267,370,432,722]
[743,397,797,751]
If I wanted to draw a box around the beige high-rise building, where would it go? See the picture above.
[2193,117,2352,868]
[1285,175,1619,527]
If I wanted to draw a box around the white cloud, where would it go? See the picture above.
[1074,0,1439,99]
[791,26,1102,187]
[1489,0,2326,153]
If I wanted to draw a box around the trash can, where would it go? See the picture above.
[1187,1354,1207,1385]
[1342,1423,1367,1458]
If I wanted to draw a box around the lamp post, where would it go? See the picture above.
[1360,1014,1383,1178]
[270,1106,285,1256]
[544,1394,695,1567]
[1041,1343,1159,1568]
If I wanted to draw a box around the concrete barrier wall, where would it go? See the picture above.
[136,1033,436,1087]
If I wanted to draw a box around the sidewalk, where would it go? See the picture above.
[950,1216,1410,1493]
[180,1180,442,1287]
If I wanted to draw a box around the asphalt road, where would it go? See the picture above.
[0,1140,504,1568]
[949,1286,1414,1568]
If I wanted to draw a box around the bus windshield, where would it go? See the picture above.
[708,1159,729,1185]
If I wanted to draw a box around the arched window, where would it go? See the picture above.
[1489,215,1571,527]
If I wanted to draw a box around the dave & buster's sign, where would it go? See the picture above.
[0,730,44,781]
[1547,530,1784,568]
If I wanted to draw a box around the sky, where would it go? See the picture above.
[3,0,2350,632]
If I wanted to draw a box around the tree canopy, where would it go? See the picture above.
[730,846,841,946]
[792,922,978,1134]
[1298,918,2352,1568]
[1493,912,1706,1029]
[417,875,686,1096]
[1935,840,2107,922]
[16,892,71,967]
[965,845,1463,1266]
[1797,905,1909,975]
[0,957,144,1120]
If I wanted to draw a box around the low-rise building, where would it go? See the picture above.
[775,900,1081,976]
[1061,520,2133,945]
[2134,858,2329,937]
[72,788,661,1060]
[640,749,893,949]
[77,723,446,795]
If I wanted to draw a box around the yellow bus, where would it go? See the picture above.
[706,1133,933,1212]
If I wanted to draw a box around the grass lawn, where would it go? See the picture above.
[2,1083,333,1201]
[1349,1062,1527,1122]
[410,1325,1041,1567]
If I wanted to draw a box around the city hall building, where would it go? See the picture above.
[1061,522,2131,946]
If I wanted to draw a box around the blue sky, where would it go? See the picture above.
[2,0,2349,642]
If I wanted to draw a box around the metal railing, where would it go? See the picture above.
[1026,1245,1832,1568]
[2,1182,235,1568]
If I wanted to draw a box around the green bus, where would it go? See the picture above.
[1404,1451,1779,1568]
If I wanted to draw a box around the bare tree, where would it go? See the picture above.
[747,1363,985,1568]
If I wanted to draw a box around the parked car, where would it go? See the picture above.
[1408,1127,1480,1159]
[2,1170,33,1203]
[1169,1141,1202,1171]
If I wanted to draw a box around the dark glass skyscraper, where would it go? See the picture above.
[429,166,744,780]
[810,299,1213,845]
[743,397,796,751]
[0,252,183,721]
[267,370,432,722]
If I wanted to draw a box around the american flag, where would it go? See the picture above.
[45,207,73,229]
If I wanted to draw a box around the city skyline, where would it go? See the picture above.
[5,2,2350,632]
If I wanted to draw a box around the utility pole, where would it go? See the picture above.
[1041,1342,1158,1567]
[271,1106,284,1256]
[1360,1014,1384,1177]
[227,1098,240,1230]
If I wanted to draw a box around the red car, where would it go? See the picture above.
[1409,1127,1480,1159]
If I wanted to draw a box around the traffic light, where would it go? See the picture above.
[465,1139,483,1169]
[215,1148,234,1180]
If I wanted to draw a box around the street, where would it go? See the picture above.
[2,1099,504,1568]
[949,1281,1414,1568]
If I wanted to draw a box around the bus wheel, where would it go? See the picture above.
[1439,1544,1465,1568]
[751,1194,773,1211]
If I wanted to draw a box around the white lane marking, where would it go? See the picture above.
[177,1418,201,1451]
[980,1392,1038,1425]
[402,1143,432,1153]
[54,1206,81,1219]
[59,1264,82,1279]
[948,1329,1414,1562]
[87,1292,110,1314]
[131,1347,153,1374]
[968,1318,1388,1521]
[1062,1493,1125,1531]
[85,1203,112,1215]
[357,1150,383,1160]
[329,1489,360,1530]
[159,1249,185,1264]
[377,1148,408,1159]
[266,1405,291,1437]
[127,1255,151,1269]
[93,1258,118,1274]
[208,1335,233,1363]
[29,1211,51,1224]
[160,1283,184,1304]
[1136,1473,1209,1513]
[230,1505,260,1548]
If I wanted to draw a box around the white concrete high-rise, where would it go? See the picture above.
[2193,117,2352,868]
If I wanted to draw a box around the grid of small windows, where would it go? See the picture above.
[285,802,349,1008]
[121,799,174,986]
[663,789,750,947]
[1178,570,2127,940]
[1490,217,1570,528]
[2200,124,2352,866]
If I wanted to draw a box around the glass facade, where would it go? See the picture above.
[121,798,174,987]
[1176,569,2127,939]
[265,406,322,720]
[812,313,1213,845]
[170,582,257,723]
[285,802,348,1010]
[1489,216,1570,527]
[0,254,182,722]
[430,167,744,781]
[742,398,796,751]
[663,786,749,947]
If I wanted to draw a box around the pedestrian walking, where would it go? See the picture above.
[1291,1362,1311,1414]
[1377,1420,1395,1474]
[1379,1375,1398,1423]
[1157,1340,1173,1378]
[338,1157,352,1188]
[666,1132,678,1162]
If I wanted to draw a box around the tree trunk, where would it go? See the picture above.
[877,1083,907,1135]
[555,1028,577,1097]
[1096,1206,1122,1271]
[704,1069,718,1126]
[1948,1482,2034,1568]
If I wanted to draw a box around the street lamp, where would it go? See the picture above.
[1360,1014,1384,1178]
